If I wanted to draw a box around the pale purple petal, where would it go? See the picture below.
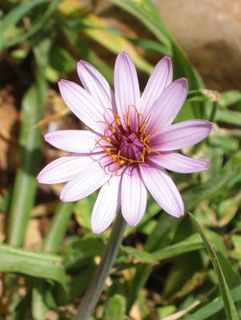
[77,60,116,114]
[60,160,111,202]
[114,52,140,124]
[140,56,173,115]
[37,154,97,184]
[121,166,147,226]
[151,120,213,151]
[44,130,104,153]
[91,175,121,234]
[140,164,184,217]
[58,80,105,134]
[148,78,188,129]
[150,153,210,173]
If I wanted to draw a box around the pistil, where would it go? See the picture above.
[96,105,160,170]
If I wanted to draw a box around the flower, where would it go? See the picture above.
[37,52,212,234]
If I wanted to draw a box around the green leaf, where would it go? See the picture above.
[125,196,160,236]
[127,160,241,312]
[216,252,241,289]
[63,237,105,272]
[67,266,96,301]
[3,0,61,49]
[49,44,76,73]
[8,84,45,247]
[60,21,114,84]
[0,189,12,212]
[0,244,66,286]
[103,294,126,320]
[125,36,171,56]
[152,234,203,261]
[110,0,171,48]
[157,305,177,318]
[74,194,97,231]
[230,234,241,260]
[121,234,203,265]
[81,16,153,75]
[0,0,47,34]
[189,213,239,320]
[111,0,208,118]
[31,282,48,320]
[186,285,241,320]
[126,214,187,312]
[217,90,241,108]
[184,163,241,212]
[43,202,74,253]
[187,90,220,102]
[215,109,241,126]
[121,246,157,264]
[210,136,239,153]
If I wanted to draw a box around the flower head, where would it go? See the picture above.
[37,52,212,233]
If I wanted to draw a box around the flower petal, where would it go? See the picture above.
[114,52,140,121]
[37,154,96,184]
[121,166,147,226]
[140,164,184,217]
[77,60,116,113]
[60,159,111,202]
[148,78,188,129]
[151,120,213,151]
[44,130,103,153]
[58,79,105,134]
[140,56,173,115]
[150,153,210,173]
[91,175,121,234]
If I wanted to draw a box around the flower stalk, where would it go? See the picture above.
[75,213,126,320]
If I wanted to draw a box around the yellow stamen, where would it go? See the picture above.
[96,107,161,173]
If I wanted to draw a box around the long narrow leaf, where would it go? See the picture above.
[0,0,47,33]
[3,0,61,48]
[189,213,239,320]
[186,285,241,320]
[8,84,45,247]
[0,244,66,285]
[110,0,207,119]
[121,234,203,265]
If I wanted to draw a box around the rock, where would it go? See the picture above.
[153,0,241,90]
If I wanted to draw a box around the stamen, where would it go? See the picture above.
[96,108,161,171]
[140,123,147,135]
[125,105,131,127]
[144,127,159,143]
[107,108,122,127]
[97,120,116,134]
[129,104,144,130]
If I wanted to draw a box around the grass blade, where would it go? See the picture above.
[0,244,66,286]
[185,285,241,320]
[4,0,61,49]
[111,0,208,119]
[8,83,46,247]
[42,202,74,253]
[121,234,203,265]
[0,0,47,34]
[189,213,239,320]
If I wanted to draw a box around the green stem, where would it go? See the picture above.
[209,101,218,122]
[75,213,126,320]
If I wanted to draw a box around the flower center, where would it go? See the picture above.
[96,105,160,170]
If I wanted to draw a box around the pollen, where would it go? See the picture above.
[96,106,159,170]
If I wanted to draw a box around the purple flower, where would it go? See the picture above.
[37,52,212,233]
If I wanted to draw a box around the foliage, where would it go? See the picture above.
[0,0,241,319]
